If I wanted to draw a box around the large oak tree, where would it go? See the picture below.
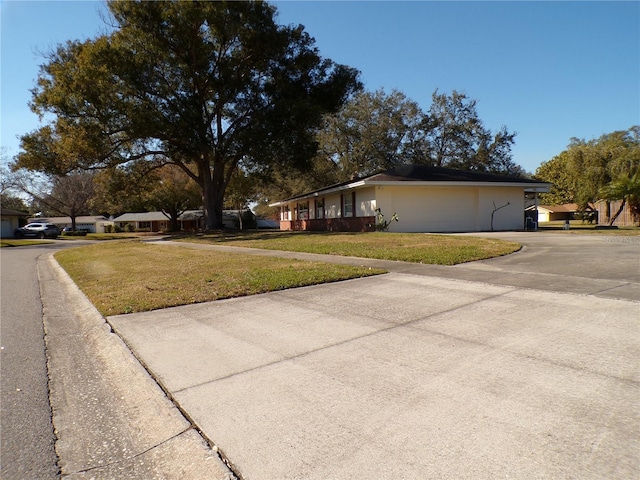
[16,0,360,229]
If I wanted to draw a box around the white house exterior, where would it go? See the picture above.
[28,215,113,233]
[113,211,172,232]
[271,165,551,233]
[1,209,28,237]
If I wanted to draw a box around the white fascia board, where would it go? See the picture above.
[363,180,551,192]
[269,180,366,207]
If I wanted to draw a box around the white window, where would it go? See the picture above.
[297,202,309,220]
[316,198,325,219]
[343,193,353,217]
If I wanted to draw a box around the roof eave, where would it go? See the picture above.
[365,180,551,191]
[269,180,366,206]
[270,179,552,206]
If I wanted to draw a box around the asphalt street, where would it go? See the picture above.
[1,243,61,479]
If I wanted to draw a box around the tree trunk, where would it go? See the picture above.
[170,215,180,232]
[608,198,626,226]
[200,163,225,231]
[70,206,77,231]
[161,209,180,232]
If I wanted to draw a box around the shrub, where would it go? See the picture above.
[375,208,399,231]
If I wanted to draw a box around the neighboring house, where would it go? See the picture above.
[270,164,551,233]
[113,209,254,232]
[178,210,204,231]
[1,209,29,237]
[28,215,113,233]
[525,203,596,223]
[113,211,171,232]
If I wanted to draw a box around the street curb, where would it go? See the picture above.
[38,252,234,479]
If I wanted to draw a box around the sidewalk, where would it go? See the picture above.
[39,254,234,479]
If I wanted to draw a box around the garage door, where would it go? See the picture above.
[1,219,14,238]
[387,187,478,232]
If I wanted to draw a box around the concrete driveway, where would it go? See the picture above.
[450,232,640,301]
[107,232,639,479]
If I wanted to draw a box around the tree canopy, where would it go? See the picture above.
[313,89,427,182]
[15,0,361,229]
[535,126,640,220]
[600,171,640,225]
[261,88,523,201]
[423,90,521,175]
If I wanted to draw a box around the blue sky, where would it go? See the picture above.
[1,1,638,175]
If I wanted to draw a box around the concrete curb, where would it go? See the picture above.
[38,253,234,479]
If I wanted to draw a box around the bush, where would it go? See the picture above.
[62,230,88,237]
[374,208,399,231]
[124,223,135,232]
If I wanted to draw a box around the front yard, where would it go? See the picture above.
[55,240,384,316]
[173,231,522,265]
[54,232,522,316]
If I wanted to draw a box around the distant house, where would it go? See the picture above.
[270,164,551,233]
[525,203,597,223]
[28,215,113,233]
[1,209,29,237]
[113,211,172,232]
[113,209,255,232]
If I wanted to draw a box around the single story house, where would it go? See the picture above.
[28,215,113,233]
[1,208,29,237]
[113,211,172,232]
[270,164,551,233]
[113,210,254,232]
[525,203,597,223]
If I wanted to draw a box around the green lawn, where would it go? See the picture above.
[54,232,524,316]
[173,231,522,265]
[55,240,384,316]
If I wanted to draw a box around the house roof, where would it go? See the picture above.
[272,164,551,205]
[113,212,170,222]
[367,164,542,184]
[1,208,29,217]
